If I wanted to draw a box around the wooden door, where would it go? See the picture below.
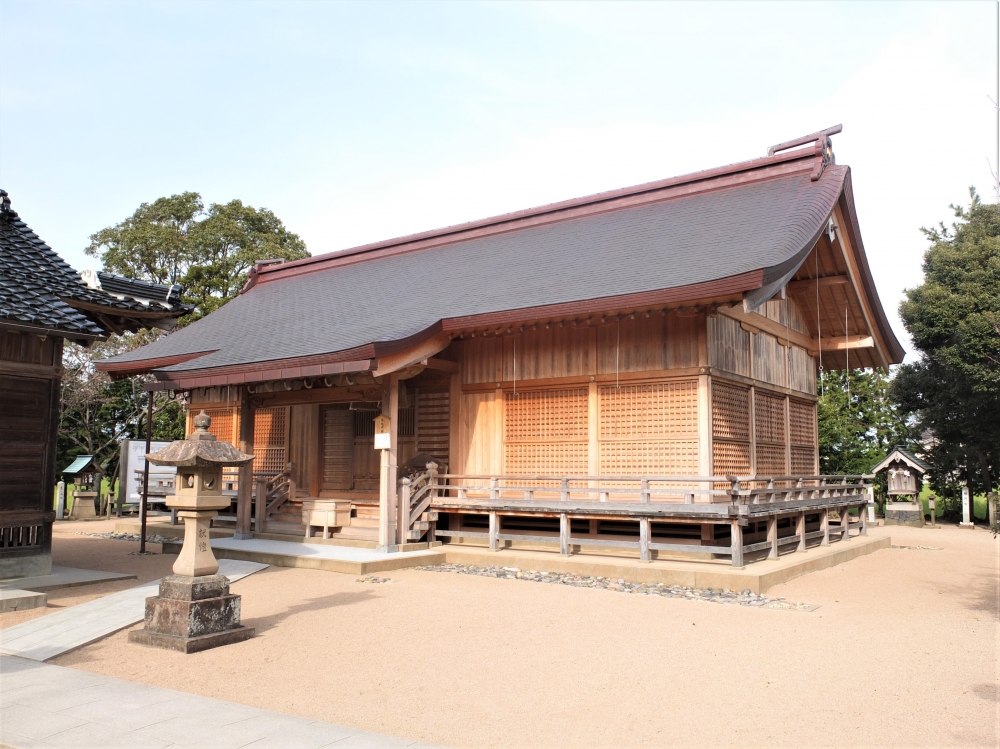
[322,407,353,491]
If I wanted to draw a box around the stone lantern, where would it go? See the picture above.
[128,411,256,653]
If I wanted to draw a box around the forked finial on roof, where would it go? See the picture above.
[767,124,843,182]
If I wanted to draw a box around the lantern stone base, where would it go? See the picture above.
[128,574,254,654]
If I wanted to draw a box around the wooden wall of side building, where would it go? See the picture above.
[0,330,63,574]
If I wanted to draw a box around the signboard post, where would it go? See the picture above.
[56,481,66,520]
[374,414,397,551]
[960,486,973,528]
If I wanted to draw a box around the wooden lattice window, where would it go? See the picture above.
[505,388,588,441]
[791,447,817,475]
[599,382,697,438]
[754,393,786,445]
[504,388,588,476]
[600,440,699,476]
[598,380,699,477]
[201,408,236,445]
[756,443,787,476]
[712,382,750,442]
[253,407,288,474]
[416,391,450,467]
[789,399,816,447]
[712,441,751,478]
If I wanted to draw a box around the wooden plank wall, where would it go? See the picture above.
[708,299,816,396]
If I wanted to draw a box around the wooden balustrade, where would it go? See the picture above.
[419,472,871,567]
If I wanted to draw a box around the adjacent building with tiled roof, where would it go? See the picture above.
[0,188,190,579]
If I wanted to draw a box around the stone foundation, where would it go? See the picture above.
[884,502,925,528]
[128,574,253,654]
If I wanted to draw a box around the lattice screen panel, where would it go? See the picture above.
[504,389,588,442]
[416,391,450,467]
[712,441,751,478]
[599,441,699,476]
[754,393,787,444]
[755,443,787,476]
[504,388,588,477]
[504,443,588,476]
[253,407,288,474]
[791,447,817,475]
[712,382,750,441]
[202,408,236,445]
[599,381,698,438]
[789,399,816,447]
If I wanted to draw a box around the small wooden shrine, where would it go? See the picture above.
[62,455,103,519]
[872,447,930,527]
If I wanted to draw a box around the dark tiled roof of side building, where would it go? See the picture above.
[0,189,191,341]
[99,133,906,379]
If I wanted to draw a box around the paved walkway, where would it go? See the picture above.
[0,566,135,592]
[0,560,268,662]
[0,655,438,748]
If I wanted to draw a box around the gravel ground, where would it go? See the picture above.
[413,563,817,610]
[75,531,176,544]
[3,520,996,748]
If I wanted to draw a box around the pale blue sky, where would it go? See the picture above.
[1,1,996,357]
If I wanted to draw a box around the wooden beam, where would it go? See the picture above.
[424,357,459,373]
[786,274,850,295]
[810,336,874,354]
[374,332,451,377]
[252,384,383,408]
[719,304,814,349]
[720,304,875,355]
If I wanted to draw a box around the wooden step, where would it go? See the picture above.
[261,520,306,535]
[349,517,378,528]
[334,525,378,541]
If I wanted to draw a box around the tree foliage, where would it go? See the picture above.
[86,193,309,320]
[891,190,1000,499]
[818,368,915,477]
[59,332,185,495]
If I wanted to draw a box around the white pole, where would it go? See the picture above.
[56,481,66,520]
[866,484,875,523]
[960,486,973,528]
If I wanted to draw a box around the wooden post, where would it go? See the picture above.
[489,511,499,551]
[639,517,651,562]
[860,501,868,535]
[399,477,411,543]
[767,515,778,559]
[426,461,438,542]
[841,506,852,541]
[560,477,570,503]
[254,475,266,534]
[796,511,806,552]
[559,513,569,556]
[640,478,650,504]
[139,389,153,554]
[235,388,255,539]
[730,519,744,567]
[389,374,401,545]
[820,508,830,546]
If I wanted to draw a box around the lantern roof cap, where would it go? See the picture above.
[146,411,254,467]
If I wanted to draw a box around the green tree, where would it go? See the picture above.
[818,368,915,477]
[58,332,186,502]
[86,193,308,321]
[891,189,1000,507]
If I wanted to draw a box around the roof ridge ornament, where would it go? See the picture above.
[767,124,842,182]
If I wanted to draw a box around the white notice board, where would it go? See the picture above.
[119,439,173,503]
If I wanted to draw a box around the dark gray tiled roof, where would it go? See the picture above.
[105,165,845,374]
[0,190,190,339]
